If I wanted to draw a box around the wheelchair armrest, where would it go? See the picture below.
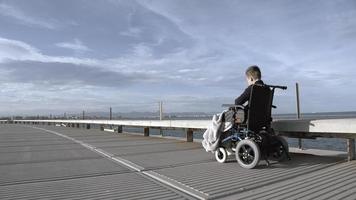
[221,104,245,110]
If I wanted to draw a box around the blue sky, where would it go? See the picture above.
[0,0,356,115]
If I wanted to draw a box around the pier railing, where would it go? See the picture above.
[2,118,356,161]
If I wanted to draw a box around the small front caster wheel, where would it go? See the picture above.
[215,147,228,163]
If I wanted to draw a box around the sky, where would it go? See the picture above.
[0,0,356,116]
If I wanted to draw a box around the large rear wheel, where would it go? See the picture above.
[271,136,289,161]
[235,139,260,169]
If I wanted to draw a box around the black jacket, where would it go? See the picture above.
[235,80,264,105]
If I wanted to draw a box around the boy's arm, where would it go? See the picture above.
[234,86,251,105]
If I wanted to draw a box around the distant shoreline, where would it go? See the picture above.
[3,111,356,121]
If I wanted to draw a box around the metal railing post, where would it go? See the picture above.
[296,82,302,149]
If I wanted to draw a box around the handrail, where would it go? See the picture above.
[9,118,356,134]
[11,119,210,129]
[5,118,356,161]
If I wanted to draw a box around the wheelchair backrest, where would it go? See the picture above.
[247,84,273,133]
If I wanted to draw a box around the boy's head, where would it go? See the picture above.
[245,65,261,85]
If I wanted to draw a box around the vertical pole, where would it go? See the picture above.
[82,111,85,128]
[186,128,194,142]
[117,125,123,133]
[109,107,112,129]
[296,83,301,119]
[110,107,112,120]
[347,139,355,161]
[144,127,150,137]
[159,101,163,136]
[159,101,163,120]
[296,83,302,149]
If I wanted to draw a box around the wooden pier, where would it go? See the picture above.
[1,122,356,199]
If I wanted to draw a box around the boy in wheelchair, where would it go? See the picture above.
[205,66,290,169]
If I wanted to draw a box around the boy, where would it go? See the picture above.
[229,65,264,123]
[235,65,264,106]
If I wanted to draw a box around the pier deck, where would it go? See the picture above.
[1,124,355,199]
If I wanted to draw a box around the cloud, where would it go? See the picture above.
[0,60,152,88]
[178,68,200,73]
[1,1,356,115]
[55,39,91,52]
[0,37,168,89]
[0,36,101,66]
[0,36,42,62]
[0,3,57,29]
[120,27,142,37]
[133,0,356,112]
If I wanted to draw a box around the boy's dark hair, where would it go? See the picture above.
[245,65,261,80]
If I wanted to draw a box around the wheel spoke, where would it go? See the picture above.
[248,154,254,162]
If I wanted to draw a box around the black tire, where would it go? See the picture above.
[271,136,289,161]
[235,139,260,169]
[215,147,228,163]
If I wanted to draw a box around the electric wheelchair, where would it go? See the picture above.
[215,84,290,169]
